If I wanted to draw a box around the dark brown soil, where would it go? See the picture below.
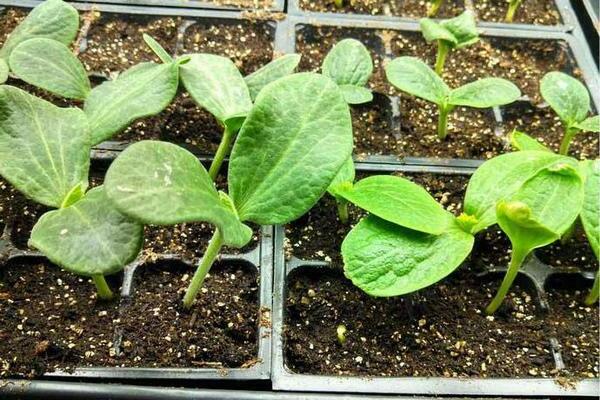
[0,260,121,377]
[536,225,597,272]
[298,0,465,18]
[0,9,27,44]
[116,260,260,368]
[474,0,561,25]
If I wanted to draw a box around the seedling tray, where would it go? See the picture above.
[67,0,285,13]
[271,161,599,397]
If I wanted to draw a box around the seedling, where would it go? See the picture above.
[0,86,143,299]
[505,0,523,22]
[427,0,445,17]
[338,151,583,314]
[337,324,347,345]
[540,71,600,155]
[334,0,343,7]
[386,56,521,139]
[327,156,355,223]
[420,11,479,75]
[105,73,353,308]
[322,39,373,105]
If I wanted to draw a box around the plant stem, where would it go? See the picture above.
[183,229,224,309]
[559,126,578,155]
[437,105,451,140]
[428,0,443,17]
[208,126,234,181]
[585,271,599,305]
[334,0,343,8]
[92,274,114,301]
[485,246,528,315]
[505,0,522,22]
[435,41,450,76]
[337,199,349,224]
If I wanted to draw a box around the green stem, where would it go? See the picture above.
[183,229,224,309]
[434,41,450,76]
[585,271,599,305]
[485,246,529,315]
[337,199,349,224]
[505,0,522,22]
[559,126,578,155]
[334,0,343,7]
[208,126,235,181]
[92,274,114,301]
[428,0,443,17]
[437,105,451,140]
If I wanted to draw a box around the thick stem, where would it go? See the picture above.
[428,0,443,17]
[585,271,599,305]
[337,199,349,224]
[434,41,450,76]
[505,0,522,22]
[437,105,451,140]
[559,126,577,155]
[485,246,529,315]
[183,229,224,309]
[208,126,234,181]
[92,274,114,301]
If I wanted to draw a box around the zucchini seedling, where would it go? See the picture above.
[540,71,600,155]
[505,0,523,22]
[105,73,353,308]
[0,86,143,300]
[420,11,479,76]
[427,0,445,17]
[385,56,521,139]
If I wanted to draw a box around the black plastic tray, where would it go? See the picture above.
[68,0,285,13]
[271,161,599,396]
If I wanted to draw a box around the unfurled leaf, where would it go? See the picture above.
[180,54,252,131]
[420,10,478,48]
[229,73,353,225]
[0,59,8,84]
[342,215,474,297]
[541,72,590,126]
[245,54,301,101]
[104,140,252,248]
[327,156,355,197]
[30,186,143,276]
[0,85,90,208]
[420,19,457,44]
[509,130,551,152]
[84,62,179,145]
[0,0,79,59]
[339,85,373,104]
[9,38,91,100]
[449,78,521,108]
[335,175,451,235]
[574,115,600,132]
[580,159,599,258]
[385,57,449,105]
[322,38,373,88]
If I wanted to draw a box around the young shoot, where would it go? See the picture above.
[505,0,523,22]
[327,156,355,223]
[322,39,374,105]
[386,56,521,139]
[420,10,479,75]
[427,0,445,17]
[104,73,353,308]
[337,324,347,345]
[540,71,600,155]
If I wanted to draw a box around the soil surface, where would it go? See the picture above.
[474,0,561,25]
[0,9,26,44]
[536,226,597,272]
[297,0,465,18]
[0,261,121,377]
[116,260,260,368]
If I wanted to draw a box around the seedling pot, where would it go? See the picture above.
[69,0,285,13]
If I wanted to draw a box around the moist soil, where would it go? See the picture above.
[535,225,597,272]
[474,0,561,25]
[116,260,260,368]
[0,260,121,377]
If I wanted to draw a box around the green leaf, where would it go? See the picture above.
[385,56,449,105]
[180,54,252,131]
[0,85,90,208]
[509,130,551,152]
[229,72,353,225]
[327,156,355,197]
[245,54,301,101]
[104,140,252,248]
[0,0,79,59]
[143,34,173,64]
[339,85,373,105]
[342,215,474,297]
[0,59,8,84]
[440,10,479,49]
[420,18,457,45]
[29,186,143,277]
[580,159,599,258]
[464,151,577,233]
[9,38,91,100]
[449,78,521,108]
[335,175,452,235]
[84,62,179,145]
[540,71,590,126]
[322,38,373,88]
[574,115,600,132]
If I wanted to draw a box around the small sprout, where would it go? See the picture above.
[540,71,600,155]
[386,56,521,139]
[334,0,344,7]
[427,0,445,17]
[505,0,524,22]
[337,324,347,345]
[420,10,479,75]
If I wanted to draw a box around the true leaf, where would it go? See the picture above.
[0,59,8,84]
[322,38,373,87]
[385,57,449,105]
[574,115,600,132]
[339,85,373,104]
[0,85,90,208]
[327,156,355,197]
[342,215,474,297]
[335,175,451,235]
[540,71,590,125]
[180,54,252,131]
[9,38,91,100]
[449,78,521,108]
[439,10,479,48]
[420,19,457,45]
[0,0,79,59]
[104,140,252,248]
[245,54,301,101]
[229,72,353,225]
[84,62,179,145]
[580,159,599,258]
[30,186,143,276]
[509,130,551,152]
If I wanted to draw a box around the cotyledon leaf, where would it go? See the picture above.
[9,38,91,100]
[509,130,551,152]
[342,215,474,297]
[335,175,451,235]
[245,54,301,101]
[0,59,8,84]
[229,72,353,225]
[574,115,600,132]
[84,62,179,145]
[322,38,373,87]
[0,0,79,59]
[540,71,590,126]
[580,159,599,258]
[448,78,521,108]
[0,85,90,208]
[104,140,252,248]
[29,186,143,277]
[339,85,373,105]
[327,156,355,197]
[385,57,449,105]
